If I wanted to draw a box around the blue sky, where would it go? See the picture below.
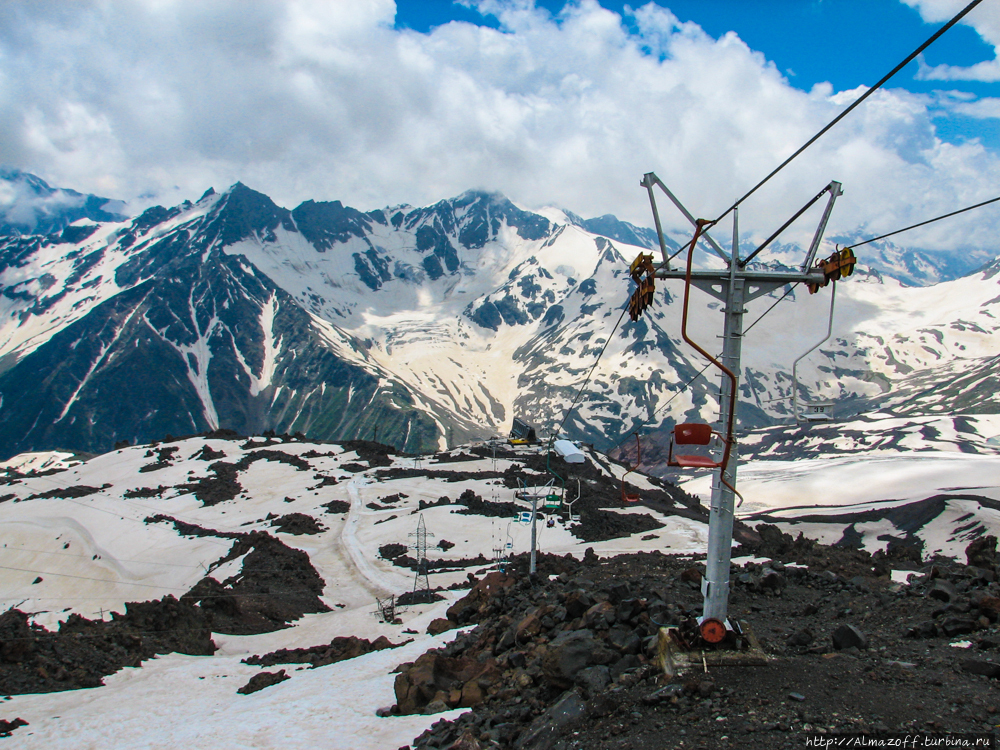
[0,0,997,251]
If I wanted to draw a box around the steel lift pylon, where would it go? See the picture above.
[639,172,847,641]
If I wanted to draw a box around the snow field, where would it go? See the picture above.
[6,426,1000,747]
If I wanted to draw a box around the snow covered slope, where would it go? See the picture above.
[2,424,999,746]
[0,433,704,748]
[677,412,1000,561]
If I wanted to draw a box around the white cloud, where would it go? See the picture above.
[905,0,1000,81]
[950,96,1000,118]
[0,0,997,252]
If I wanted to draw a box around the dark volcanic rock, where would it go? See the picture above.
[967,536,997,569]
[0,717,28,737]
[244,635,403,669]
[0,596,214,696]
[514,690,586,749]
[393,652,500,714]
[183,531,330,634]
[446,572,516,625]
[453,488,521,518]
[28,484,107,500]
[321,499,350,514]
[427,618,458,636]
[270,512,326,535]
[927,578,958,603]
[541,630,616,688]
[402,543,1000,750]
[237,669,289,695]
[961,659,1000,679]
[939,616,977,637]
[831,625,868,651]
[379,543,408,560]
[571,508,664,543]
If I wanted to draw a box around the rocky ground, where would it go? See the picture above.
[391,532,1000,750]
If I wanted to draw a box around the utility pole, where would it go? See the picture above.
[529,491,538,576]
[641,173,844,627]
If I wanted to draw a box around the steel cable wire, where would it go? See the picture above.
[708,0,985,228]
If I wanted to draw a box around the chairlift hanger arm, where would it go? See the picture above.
[679,221,738,473]
[792,284,836,420]
[642,173,730,264]
[803,182,843,270]
[642,174,673,268]
[741,181,839,266]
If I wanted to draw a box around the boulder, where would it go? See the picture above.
[423,699,449,715]
[787,628,814,647]
[515,612,543,641]
[615,598,643,623]
[927,579,958,604]
[540,630,616,688]
[906,620,937,639]
[427,618,457,636]
[680,567,702,586]
[831,624,868,650]
[940,616,977,638]
[607,582,631,604]
[609,653,642,681]
[460,679,484,708]
[575,665,610,697]
[966,536,997,569]
[563,590,594,619]
[582,601,616,630]
[606,627,642,655]
[760,569,786,591]
[974,594,1000,622]
[237,669,289,695]
[393,652,499,714]
[961,659,1000,679]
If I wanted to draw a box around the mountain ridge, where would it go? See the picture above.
[1,179,999,460]
[0,168,127,236]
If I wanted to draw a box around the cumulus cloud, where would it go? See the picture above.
[906,0,1000,81]
[0,0,997,252]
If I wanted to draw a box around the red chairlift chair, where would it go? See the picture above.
[665,220,742,503]
[668,423,724,468]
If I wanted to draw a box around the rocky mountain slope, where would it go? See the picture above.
[1,179,999,462]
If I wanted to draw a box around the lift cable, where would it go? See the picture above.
[845,194,1000,250]
[554,303,631,437]
[617,189,1000,451]
[743,283,799,335]
[611,282,801,453]
[708,0,984,228]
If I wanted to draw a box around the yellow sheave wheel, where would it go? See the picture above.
[839,247,856,278]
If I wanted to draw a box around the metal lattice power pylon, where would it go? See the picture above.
[408,514,434,602]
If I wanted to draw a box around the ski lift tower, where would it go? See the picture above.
[638,172,852,635]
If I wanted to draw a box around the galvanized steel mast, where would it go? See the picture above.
[639,172,845,627]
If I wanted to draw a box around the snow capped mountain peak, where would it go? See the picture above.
[2,179,1000,462]
[0,168,127,236]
